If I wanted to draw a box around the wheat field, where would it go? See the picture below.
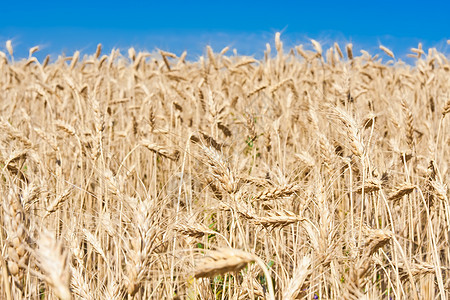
[0,35,449,299]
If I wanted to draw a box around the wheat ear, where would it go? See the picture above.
[282,256,312,300]
[194,248,275,300]
[34,230,71,300]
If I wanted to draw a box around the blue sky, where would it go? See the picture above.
[1,0,449,61]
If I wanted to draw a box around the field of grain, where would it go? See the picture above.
[0,35,449,299]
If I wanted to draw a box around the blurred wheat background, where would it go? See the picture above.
[0,34,449,299]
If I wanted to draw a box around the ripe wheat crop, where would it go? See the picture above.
[0,36,449,299]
